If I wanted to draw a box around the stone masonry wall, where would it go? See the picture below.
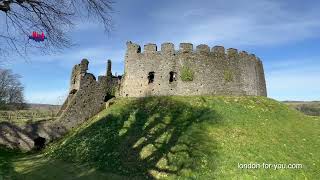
[119,42,267,97]
[0,59,118,151]
[52,59,117,138]
[0,41,267,151]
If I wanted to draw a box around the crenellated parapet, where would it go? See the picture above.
[122,41,267,98]
[125,42,262,63]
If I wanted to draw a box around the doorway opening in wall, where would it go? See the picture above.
[148,72,155,84]
[104,93,114,102]
[169,71,177,83]
[33,136,46,151]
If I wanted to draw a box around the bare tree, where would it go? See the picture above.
[0,68,25,109]
[0,0,113,60]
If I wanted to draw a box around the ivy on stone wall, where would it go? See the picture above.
[180,66,194,81]
[223,69,233,82]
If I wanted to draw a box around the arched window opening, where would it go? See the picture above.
[169,71,177,83]
[33,137,46,151]
[148,72,155,84]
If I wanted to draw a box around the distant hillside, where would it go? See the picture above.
[1,96,319,179]
[26,103,61,111]
[283,101,320,116]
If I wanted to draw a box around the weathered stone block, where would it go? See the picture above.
[161,42,175,54]
[196,44,210,54]
[212,46,225,54]
[179,43,193,53]
[144,43,157,53]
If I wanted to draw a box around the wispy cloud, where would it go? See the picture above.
[29,46,125,67]
[7,0,320,103]
[150,0,320,46]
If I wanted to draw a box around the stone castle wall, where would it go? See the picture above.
[119,42,267,97]
[54,59,120,136]
[0,41,267,151]
[0,59,120,151]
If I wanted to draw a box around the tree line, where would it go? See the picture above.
[0,68,26,110]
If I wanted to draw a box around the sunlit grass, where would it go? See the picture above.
[0,109,58,125]
[1,96,319,179]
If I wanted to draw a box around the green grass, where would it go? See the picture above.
[0,110,58,125]
[1,96,319,179]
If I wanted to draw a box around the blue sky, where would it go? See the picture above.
[5,0,320,104]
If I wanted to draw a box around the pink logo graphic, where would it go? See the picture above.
[29,31,46,42]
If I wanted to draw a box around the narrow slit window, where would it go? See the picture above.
[169,71,177,83]
[148,72,155,84]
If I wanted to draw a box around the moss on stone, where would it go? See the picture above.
[180,66,194,81]
[223,69,233,82]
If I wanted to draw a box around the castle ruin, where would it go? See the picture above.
[0,41,267,151]
[120,42,267,97]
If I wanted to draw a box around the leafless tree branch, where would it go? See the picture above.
[0,0,113,61]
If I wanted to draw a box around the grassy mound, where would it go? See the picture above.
[1,96,319,179]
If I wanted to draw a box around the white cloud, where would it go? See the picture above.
[151,0,320,47]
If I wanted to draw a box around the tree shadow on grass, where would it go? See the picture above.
[0,146,22,180]
[50,97,222,179]
[0,119,67,151]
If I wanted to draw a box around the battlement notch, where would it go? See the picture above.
[249,54,258,62]
[239,51,248,57]
[161,42,175,55]
[126,41,141,54]
[179,43,193,53]
[196,44,210,54]
[144,43,157,53]
[212,46,225,56]
[227,48,238,58]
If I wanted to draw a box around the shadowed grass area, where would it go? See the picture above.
[10,155,125,180]
[0,96,319,179]
[47,96,220,179]
[0,147,21,179]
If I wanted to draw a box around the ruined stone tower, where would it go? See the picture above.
[28,42,267,146]
[119,42,267,97]
[56,59,120,135]
[0,41,268,151]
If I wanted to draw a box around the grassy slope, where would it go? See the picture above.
[1,96,319,179]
